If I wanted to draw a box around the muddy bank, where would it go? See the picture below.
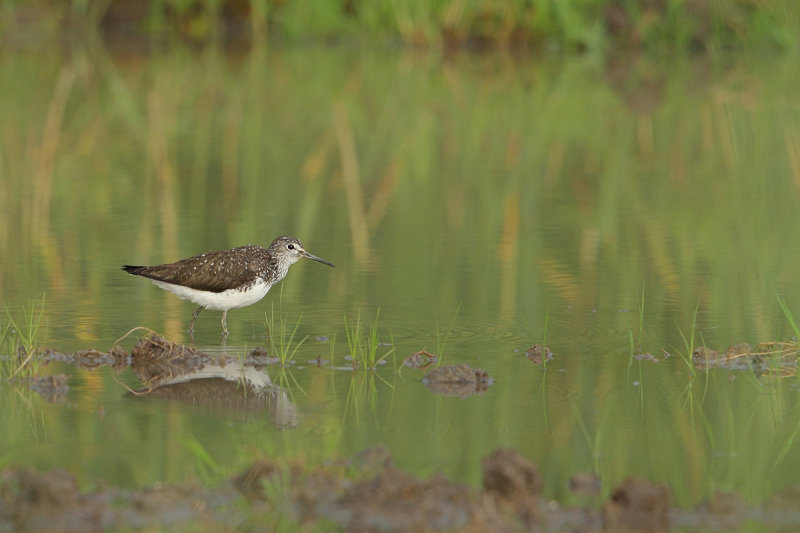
[2,447,797,532]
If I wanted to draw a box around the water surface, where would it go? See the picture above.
[2,44,800,509]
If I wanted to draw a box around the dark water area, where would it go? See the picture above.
[3,40,800,523]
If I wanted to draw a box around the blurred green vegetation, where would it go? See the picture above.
[1,0,799,52]
[2,40,800,512]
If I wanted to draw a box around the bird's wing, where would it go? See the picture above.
[129,248,261,293]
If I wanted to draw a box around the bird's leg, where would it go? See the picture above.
[221,310,229,337]
[189,306,204,335]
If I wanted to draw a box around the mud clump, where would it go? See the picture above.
[482,448,543,527]
[42,346,128,370]
[633,351,660,363]
[235,453,501,532]
[604,476,669,532]
[7,448,800,532]
[129,334,206,383]
[246,345,282,365]
[483,448,542,500]
[130,334,201,362]
[692,491,748,530]
[569,472,602,496]
[234,459,287,501]
[72,349,118,368]
[693,342,799,376]
[345,445,395,476]
[334,468,492,532]
[422,364,493,398]
[248,345,268,357]
[525,344,553,364]
[0,467,104,532]
[0,466,238,532]
[403,349,439,369]
[692,345,721,369]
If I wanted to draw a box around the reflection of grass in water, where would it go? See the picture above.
[340,309,395,425]
[344,309,394,370]
[343,370,393,429]
[540,310,550,369]
[274,366,306,401]
[1,296,46,380]
[626,328,644,411]
[674,304,702,440]
[777,294,800,339]
[0,299,48,448]
[570,399,608,476]
[264,289,308,367]
[1,384,46,444]
[434,305,460,365]
[538,310,550,430]
[0,322,11,377]
[675,303,712,423]
[627,287,645,411]
[262,292,310,398]
[676,302,700,378]
[773,296,800,469]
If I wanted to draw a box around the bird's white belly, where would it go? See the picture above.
[151,279,271,311]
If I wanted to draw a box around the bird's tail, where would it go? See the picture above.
[122,265,145,275]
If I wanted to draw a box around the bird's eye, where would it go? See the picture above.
[287,244,295,250]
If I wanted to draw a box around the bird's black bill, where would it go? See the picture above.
[303,251,335,267]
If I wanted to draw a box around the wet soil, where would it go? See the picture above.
[4,446,800,532]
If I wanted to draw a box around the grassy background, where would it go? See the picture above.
[2,0,800,52]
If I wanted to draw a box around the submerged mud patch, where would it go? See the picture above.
[422,364,493,398]
[692,342,799,376]
[525,344,553,364]
[26,374,69,402]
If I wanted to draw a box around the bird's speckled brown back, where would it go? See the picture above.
[123,244,277,293]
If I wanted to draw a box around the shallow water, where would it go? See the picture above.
[2,43,800,510]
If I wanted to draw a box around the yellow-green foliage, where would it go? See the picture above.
[2,0,799,51]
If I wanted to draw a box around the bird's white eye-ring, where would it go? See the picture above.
[287,243,295,250]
